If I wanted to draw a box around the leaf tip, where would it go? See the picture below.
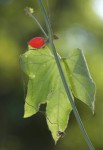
[23,103,38,118]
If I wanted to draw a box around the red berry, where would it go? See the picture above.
[28,37,45,49]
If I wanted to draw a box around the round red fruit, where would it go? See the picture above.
[28,37,45,49]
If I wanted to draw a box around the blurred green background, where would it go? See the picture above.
[0,0,103,149]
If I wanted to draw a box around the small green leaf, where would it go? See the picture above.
[20,47,95,142]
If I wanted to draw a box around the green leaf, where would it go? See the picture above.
[20,47,57,117]
[46,79,72,142]
[62,49,95,113]
[20,47,95,143]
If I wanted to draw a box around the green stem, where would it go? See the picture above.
[37,0,95,150]
[25,8,48,38]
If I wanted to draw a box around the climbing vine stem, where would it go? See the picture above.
[25,7,48,38]
[37,0,95,149]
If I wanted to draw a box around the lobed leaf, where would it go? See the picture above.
[20,47,95,142]
[20,47,56,117]
[62,49,95,113]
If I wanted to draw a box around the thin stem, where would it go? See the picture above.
[37,0,95,150]
[25,8,48,38]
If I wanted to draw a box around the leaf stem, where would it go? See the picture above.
[25,7,48,38]
[37,0,95,149]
